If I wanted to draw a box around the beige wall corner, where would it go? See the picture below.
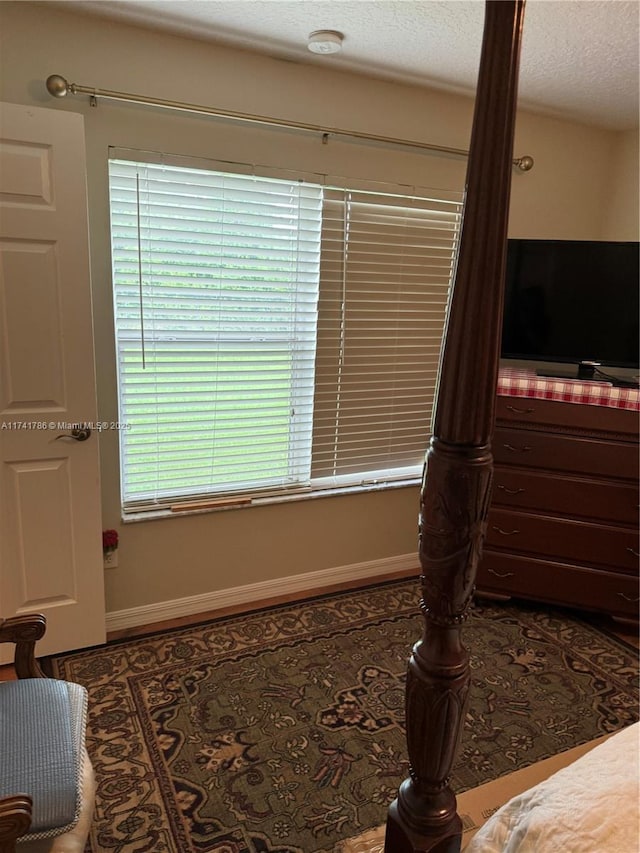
[602,129,640,240]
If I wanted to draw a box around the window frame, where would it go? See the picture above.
[108,149,463,517]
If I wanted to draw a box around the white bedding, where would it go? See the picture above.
[465,722,639,852]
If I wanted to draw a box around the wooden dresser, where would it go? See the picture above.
[477,374,640,621]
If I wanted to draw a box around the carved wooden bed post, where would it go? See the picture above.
[384,2,526,851]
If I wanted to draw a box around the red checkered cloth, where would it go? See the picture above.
[498,367,640,412]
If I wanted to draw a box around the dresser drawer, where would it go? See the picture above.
[477,551,640,619]
[493,427,638,480]
[496,395,639,438]
[486,508,639,572]
[492,467,640,525]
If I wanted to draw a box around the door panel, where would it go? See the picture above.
[0,102,105,659]
[6,457,76,602]
[1,240,65,408]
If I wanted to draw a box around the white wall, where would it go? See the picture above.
[1,1,635,613]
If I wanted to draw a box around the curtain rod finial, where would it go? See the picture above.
[515,154,534,172]
[46,75,69,98]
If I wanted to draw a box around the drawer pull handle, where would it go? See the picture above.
[497,485,525,496]
[626,547,640,558]
[503,443,532,453]
[492,526,520,536]
[488,569,515,579]
[506,405,534,415]
[616,592,640,603]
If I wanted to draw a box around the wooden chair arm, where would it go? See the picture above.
[0,795,32,853]
[0,614,47,679]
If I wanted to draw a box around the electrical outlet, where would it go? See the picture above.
[103,549,119,569]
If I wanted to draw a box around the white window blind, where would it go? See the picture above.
[109,154,462,512]
[109,160,322,507]
[313,190,461,487]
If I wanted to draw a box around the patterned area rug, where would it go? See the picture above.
[49,579,639,853]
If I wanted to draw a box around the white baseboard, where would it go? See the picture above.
[105,553,419,633]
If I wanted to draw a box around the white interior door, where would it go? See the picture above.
[0,102,106,660]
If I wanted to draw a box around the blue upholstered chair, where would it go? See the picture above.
[0,615,95,853]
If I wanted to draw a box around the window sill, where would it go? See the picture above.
[121,477,421,524]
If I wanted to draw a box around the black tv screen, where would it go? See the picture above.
[501,239,639,371]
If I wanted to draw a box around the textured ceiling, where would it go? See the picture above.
[63,0,639,130]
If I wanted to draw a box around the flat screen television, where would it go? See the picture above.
[501,239,639,383]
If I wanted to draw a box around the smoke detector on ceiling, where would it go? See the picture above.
[308,31,344,55]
